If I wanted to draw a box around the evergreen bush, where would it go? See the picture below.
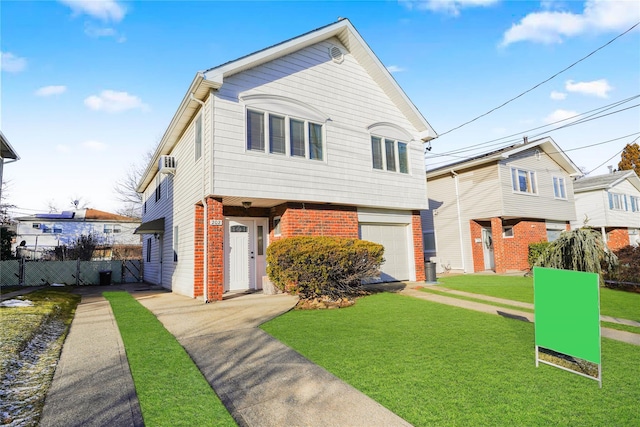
[266,236,384,299]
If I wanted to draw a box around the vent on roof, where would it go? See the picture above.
[158,155,176,175]
[329,45,344,64]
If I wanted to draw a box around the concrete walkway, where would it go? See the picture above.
[40,286,144,427]
[403,284,640,346]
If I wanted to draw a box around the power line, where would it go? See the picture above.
[428,94,640,158]
[435,21,640,138]
[586,135,640,175]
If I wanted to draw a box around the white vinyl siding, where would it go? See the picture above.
[212,37,427,210]
[195,115,202,160]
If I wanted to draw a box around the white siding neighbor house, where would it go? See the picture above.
[572,169,640,250]
[14,209,141,260]
[423,137,582,274]
[136,19,437,300]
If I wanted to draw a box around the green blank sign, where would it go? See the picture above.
[534,267,601,364]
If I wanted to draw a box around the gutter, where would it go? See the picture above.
[451,170,466,273]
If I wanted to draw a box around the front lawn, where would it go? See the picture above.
[438,275,640,322]
[104,292,236,427]
[261,293,640,426]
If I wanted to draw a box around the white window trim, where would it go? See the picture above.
[246,108,326,162]
[552,176,567,200]
[511,167,538,196]
[502,226,514,238]
[370,134,410,175]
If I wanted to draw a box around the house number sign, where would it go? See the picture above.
[209,219,223,226]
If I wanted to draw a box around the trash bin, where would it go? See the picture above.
[99,270,112,286]
[424,262,437,283]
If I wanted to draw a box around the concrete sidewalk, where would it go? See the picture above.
[40,285,145,427]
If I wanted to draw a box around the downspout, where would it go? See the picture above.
[451,170,466,273]
[191,93,210,303]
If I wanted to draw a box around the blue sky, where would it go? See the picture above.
[1,0,639,216]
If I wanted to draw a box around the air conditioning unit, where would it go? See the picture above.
[158,155,176,174]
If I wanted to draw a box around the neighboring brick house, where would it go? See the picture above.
[13,209,141,260]
[571,170,640,250]
[135,19,437,301]
[422,137,582,274]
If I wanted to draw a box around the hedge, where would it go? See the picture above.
[266,236,384,299]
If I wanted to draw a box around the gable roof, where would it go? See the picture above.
[573,170,640,193]
[426,136,583,179]
[138,18,436,192]
[0,130,20,160]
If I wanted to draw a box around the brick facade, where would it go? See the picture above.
[269,203,359,240]
[412,211,426,281]
[207,197,224,302]
[470,218,548,273]
[606,227,630,250]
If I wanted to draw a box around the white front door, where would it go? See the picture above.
[481,227,495,271]
[227,219,253,291]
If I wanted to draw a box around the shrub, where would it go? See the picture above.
[266,236,384,299]
[528,241,550,269]
[534,227,618,285]
[604,245,640,290]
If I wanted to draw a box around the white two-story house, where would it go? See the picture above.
[572,169,640,249]
[135,19,437,301]
[423,137,582,274]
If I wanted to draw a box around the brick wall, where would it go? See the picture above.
[497,219,547,273]
[607,227,630,250]
[469,220,486,273]
[470,218,548,273]
[412,211,426,281]
[270,203,359,241]
[193,204,204,298]
[207,197,224,302]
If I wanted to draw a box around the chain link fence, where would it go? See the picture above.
[0,259,143,286]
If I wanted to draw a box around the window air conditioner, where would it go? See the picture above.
[158,155,176,174]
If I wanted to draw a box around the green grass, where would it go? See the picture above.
[438,275,640,322]
[262,293,640,426]
[602,321,640,335]
[104,292,235,427]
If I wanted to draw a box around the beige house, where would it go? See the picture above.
[572,169,640,250]
[423,137,582,274]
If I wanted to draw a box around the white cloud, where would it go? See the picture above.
[35,85,67,97]
[544,109,579,123]
[56,144,71,153]
[84,90,149,113]
[550,91,567,100]
[399,0,498,16]
[58,0,126,22]
[386,65,406,73]
[565,79,612,98]
[84,23,126,42]
[82,140,107,151]
[501,0,640,46]
[1,51,27,73]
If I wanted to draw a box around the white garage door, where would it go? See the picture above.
[359,224,409,281]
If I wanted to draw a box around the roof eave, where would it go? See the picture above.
[0,130,20,160]
[138,74,220,192]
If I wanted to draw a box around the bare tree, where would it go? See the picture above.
[114,149,154,219]
[70,195,91,210]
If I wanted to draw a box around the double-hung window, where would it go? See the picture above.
[630,196,640,212]
[511,168,537,194]
[371,136,409,174]
[608,192,627,211]
[552,176,567,199]
[247,109,324,161]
